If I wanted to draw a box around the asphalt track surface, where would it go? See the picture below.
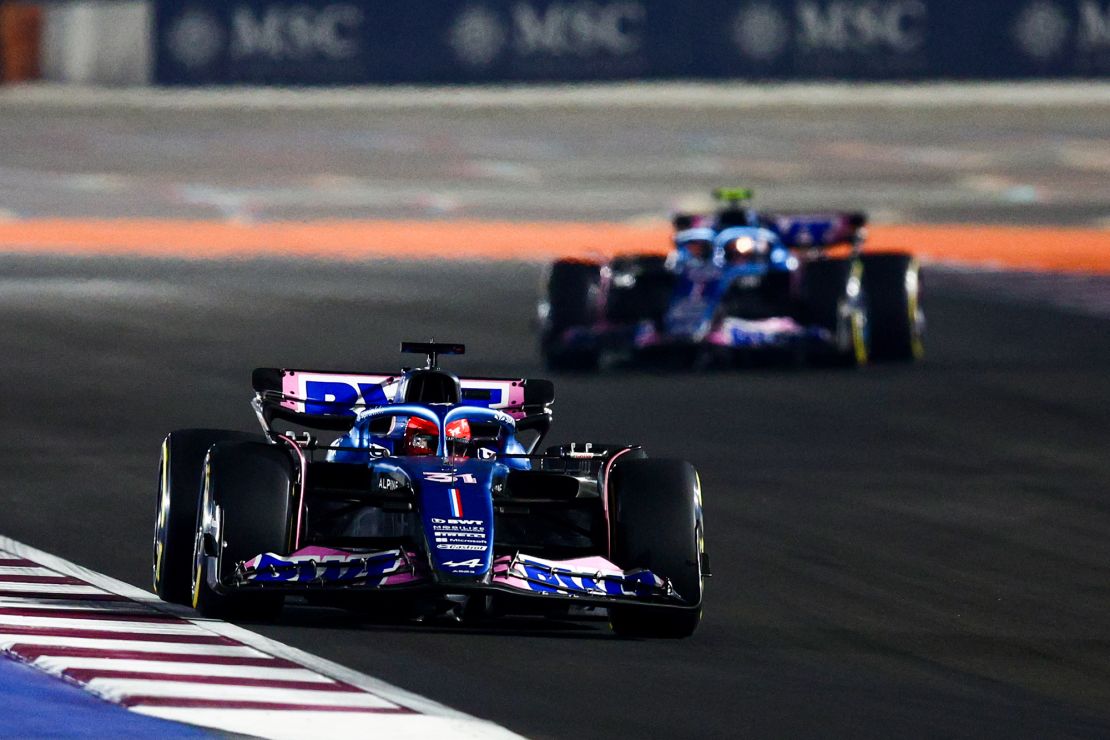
[2,92,1109,738]
[2,255,1108,739]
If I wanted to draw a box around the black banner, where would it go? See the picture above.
[154,1,1110,85]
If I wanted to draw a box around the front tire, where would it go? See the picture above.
[154,429,262,604]
[608,459,704,638]
[192,441,294,620]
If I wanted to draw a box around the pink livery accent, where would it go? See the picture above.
[278,371,530,418]
[600,447,636,558]
[632,322,662,349]
[280,372,396,412]
[705,316,805,346]
[271,546,354,559]
[491,553,667,599]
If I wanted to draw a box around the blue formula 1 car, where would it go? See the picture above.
[538,189,924,370]
[153,342,706,638]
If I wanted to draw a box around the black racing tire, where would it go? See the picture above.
[607,459,704,638]
[798,257,868,367]
[540,260,602,371]
[153,429,262,605]
[192,441,293,620]
[861,252,924,362]
[605,254,675,325]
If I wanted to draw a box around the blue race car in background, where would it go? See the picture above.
[154,342,706,638]
[538,188,925,370]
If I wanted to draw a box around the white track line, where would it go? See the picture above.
[34,658,337,682]
[0,617,209,634]
[2,82,1110,110]
[0,566,58,576]
[131,708,510,739]
[87,681,397,707]
[0,583,106,595]
[0,600,174,614]
[0,637,266,656]
[0,536,522,740]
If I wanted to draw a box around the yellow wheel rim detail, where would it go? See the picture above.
[191,558,202,609]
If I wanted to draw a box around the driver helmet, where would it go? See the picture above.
[445,418,471,457]
[402,416,472,457]
[674,227,717,264]
[721,232,771,266]
[403,417,439,456]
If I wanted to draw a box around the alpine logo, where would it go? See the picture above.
[443,558,484,568]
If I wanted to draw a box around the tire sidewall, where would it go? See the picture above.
[609,458,703,608]
[190,441,295,616]
[154,429,261,604]
[861,252,924,362]
[799,257,869,367]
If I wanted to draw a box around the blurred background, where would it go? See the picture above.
[2,0,1110,85]
[2,1,1109,229]
[1,2,1109,739]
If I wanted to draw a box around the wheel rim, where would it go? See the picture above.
[191,531,204,608]
[850,261,868,365]
[851,306,869,366]
[906,259,925,360]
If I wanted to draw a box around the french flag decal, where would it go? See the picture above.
[449,488,464,518]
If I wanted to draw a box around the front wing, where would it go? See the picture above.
[556,317,831,354]
[222,546,688,607]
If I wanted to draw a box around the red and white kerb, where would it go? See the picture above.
[0,538,518,740]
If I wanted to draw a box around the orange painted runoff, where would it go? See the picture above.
[0,219,1107,273]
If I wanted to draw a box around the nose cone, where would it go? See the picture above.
[409,457,499,579]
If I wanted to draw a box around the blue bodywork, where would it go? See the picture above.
[554,212,861,355]
[660,225,799,343]
[328,404,528,579]
[199,357,691,615]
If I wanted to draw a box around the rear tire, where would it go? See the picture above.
[608,459,704,638]
[192,441,293,620]
[540,260,601,371]
[153,429,262,605]
[861,252,924,362]
[798,257,868,367]
[605,254,674,325]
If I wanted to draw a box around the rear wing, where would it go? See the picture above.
[251,368,554,431]
[671,210,866,250]
[764,212,867,249]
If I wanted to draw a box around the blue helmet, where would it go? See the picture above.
[674,227,716,263]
